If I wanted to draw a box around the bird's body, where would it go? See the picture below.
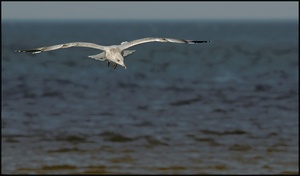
[16,37,211,69]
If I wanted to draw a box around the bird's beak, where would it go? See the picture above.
[122,63,126,69]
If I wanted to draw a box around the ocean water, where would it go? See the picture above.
[2,20,298,174]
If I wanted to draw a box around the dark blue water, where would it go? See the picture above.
[2,20,298,174]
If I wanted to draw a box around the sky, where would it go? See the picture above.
[2,1,298,21]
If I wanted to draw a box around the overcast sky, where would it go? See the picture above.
[2,2,298,20]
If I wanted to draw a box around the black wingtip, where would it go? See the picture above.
[192,40,212,43]
[16,49,38,52]
[15,49,42,54]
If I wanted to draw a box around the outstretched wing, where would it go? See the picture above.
[15,42,106,54]
[119,37,211,50]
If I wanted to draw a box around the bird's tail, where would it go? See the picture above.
[88,52,106,61]
[122,50,136,57]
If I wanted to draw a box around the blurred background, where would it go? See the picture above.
[2,2,298,174]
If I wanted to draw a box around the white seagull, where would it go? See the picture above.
[16,37,211,69]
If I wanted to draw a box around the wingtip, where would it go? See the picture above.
[15,49,41,54]
[193,40,212,43]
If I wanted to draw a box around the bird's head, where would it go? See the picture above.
[114,52,126,69]
[106,48,127,69]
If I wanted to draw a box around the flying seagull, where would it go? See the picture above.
[16,37,211,69]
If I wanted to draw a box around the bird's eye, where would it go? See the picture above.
[117,59,120,62]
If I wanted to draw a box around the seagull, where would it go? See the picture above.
[16,37,211,69]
